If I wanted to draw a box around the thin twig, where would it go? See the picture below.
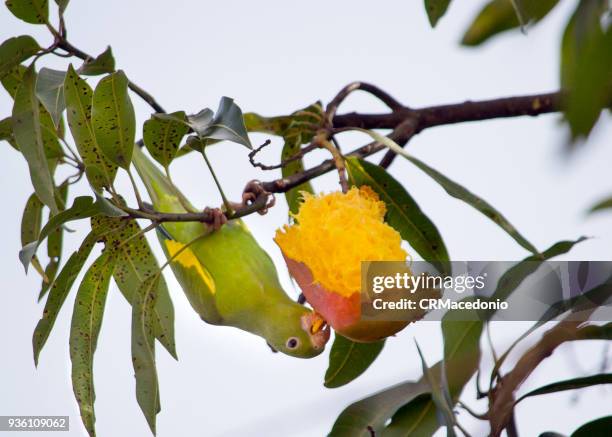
[248,140,318,171]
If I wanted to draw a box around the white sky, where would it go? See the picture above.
[1,1,611,436]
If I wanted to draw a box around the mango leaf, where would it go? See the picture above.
[132,275,161,435]
[5,0,48,24]
[92,216,176,358]
[19,196,101,272]
[324,335,385,388]
[329,380,430,437]
[69,250,116,437]
[571,416,612,436]
[32,231,98,365]
[0,35,40,79]
[143,111,189,168]
[20,192,46,278]
[461,0,559,46]
[589,196,612,213]
[92,70,135,169]
[243,112,293,134]
[346,157,450,275]
[516,373,612,404]
[485,237,587,318]
[280,103,322,213]
[12,65,58,214]
[0,117,18,149]
[424,0,451,27]
[360,129,538,254]
[414,341,457,437]
[561,1,612,139]
[36,67,65,128]
[78,46,115,76]
[191,97,251,149]
[384,312,483,436]
[64,64,118,190]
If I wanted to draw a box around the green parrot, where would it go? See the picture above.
[131,146,329,358]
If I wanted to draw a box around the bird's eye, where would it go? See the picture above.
[286,337,300,349]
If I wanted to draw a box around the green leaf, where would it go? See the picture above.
[21,192,43,247]
[329,380,430,437]
[5,0,48,24]
[346,157,450,275]
[69,250,116,437]
[143,111,189,168]
[485,237,587,318]
[64,64,118,190]
[243,112,293,135]
[92,216,176,358]
[561,1,612,139]
[12,65,58,214]
[32,231,98,365]
[91,70,136,169]
[516,373,612,404]
[190,97,252,149]
[132,275,161,435]
[572,416,612,436]
[385,312,483,436]
[78,46,115,76]
[0,116,18,149]
[19,196,100,272]
[324,335,384,388]
[47,181,69,258]
[589,196,612,213]
[36,67,65,128]
[0,36,40,79]
[424,0,451,27]
[414,341,457,437]
[358,129,538,254]
[461,0,559,46]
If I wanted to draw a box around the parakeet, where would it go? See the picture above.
[131,146,329,358]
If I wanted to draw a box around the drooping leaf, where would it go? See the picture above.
[69,250,116,437]
[0,117,18,149]
[461,0,559,46]
[36,67,66,128]
[12,65,58,214]
[384,310,483,436]
[5,0,49,24]
[143,111,189,168]
[78,46,115,76]
[329,380,430,437]
[346,157,450,275]
[485,237,587,318]
[92,216,176,358]
[561,1,612,139]
[589,196,612,213]
[324,335,385,388]
[424,0,451,27]
[32,231,98,365]
[516,373,612,404]
[132,275,161,435]
[20,192,46,278]
[191,97,252,149]
[0,36,40,79]
[414,341,457,437]
[358,129,538,254]
[91,70,135,169]
[38,258,59,301]
[64,64,118,190]
[571,416,612,436]
[280,102,322,213]
[19,196,100,272]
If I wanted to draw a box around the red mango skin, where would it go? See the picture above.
[283,254,410,343]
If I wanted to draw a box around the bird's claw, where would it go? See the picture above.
[242,180,275,215]
[204,207,227,231]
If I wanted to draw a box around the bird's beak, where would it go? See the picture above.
[301,312,330,350]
